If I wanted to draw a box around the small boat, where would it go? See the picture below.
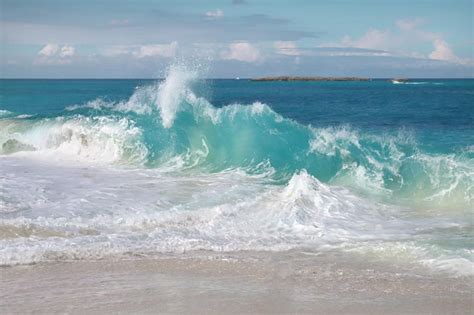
[391,78,408,84]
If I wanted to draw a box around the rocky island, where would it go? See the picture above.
[252,76,370,82]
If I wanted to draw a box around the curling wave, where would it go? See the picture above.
[1,66,472,211]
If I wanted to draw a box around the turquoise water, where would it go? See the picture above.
[0,67,472,275]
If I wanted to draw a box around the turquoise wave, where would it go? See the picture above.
[0,69,472,211]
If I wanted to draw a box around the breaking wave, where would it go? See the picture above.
[1,66,472,210]
[1,65,472,276]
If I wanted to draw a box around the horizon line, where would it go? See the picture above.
[1,77,473,80]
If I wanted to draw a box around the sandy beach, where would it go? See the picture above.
[2,250,472,314]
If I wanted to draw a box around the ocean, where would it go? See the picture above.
[0,66,473,277]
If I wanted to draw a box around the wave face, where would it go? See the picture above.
[2,67,472,210]
[0,67,472,276]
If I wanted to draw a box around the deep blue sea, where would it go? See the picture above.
[0,67,472,276]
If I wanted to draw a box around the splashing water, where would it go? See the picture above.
[0,65,472,276]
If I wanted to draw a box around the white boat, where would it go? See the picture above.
[391,78,408,84]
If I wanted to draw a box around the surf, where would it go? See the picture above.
[0,65,473,277]
[1,66,472,211]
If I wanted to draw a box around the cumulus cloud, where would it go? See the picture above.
[339,18,434,51]
[59,45,75,58]
[340,29,393,50]
[38,44,60,57]
[429,39,462,63]
[397,19,466,64]
[220,42,262,62]
[36,43,75,64]
[274,41,301,56]
[322,18,470,65]
[205,9,224,18]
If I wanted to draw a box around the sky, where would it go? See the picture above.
[1,0,473,78]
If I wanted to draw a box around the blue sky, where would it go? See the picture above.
[1,0,473,78]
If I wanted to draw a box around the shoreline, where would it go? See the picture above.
[1,250,472,314]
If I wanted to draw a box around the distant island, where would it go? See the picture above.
[252,76,370,82]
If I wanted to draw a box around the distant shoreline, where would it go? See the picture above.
[251,76,370,82]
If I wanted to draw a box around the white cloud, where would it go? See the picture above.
[36,43,75,65]
[38,44,59,56]
[205,9,224,18]
[340,29,393,50]
[59,45,75,58]
[429,39,462,63]
[220,42,261,62]
[274,41,300,56]
[322,19,471,65]
[132,42,178,58]
[324,18,430,52]
[396,19,465,64]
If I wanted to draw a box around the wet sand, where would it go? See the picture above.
[1,250,472,314]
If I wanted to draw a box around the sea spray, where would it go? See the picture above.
[157,64,198,128]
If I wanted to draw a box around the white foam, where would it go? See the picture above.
[0,155,471,276]
[347,241,474,277]
[0,109,13,117]
[0,160,408,255]
[309,126,474,210]
[0,116,147,165]
[66,92,153,115]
